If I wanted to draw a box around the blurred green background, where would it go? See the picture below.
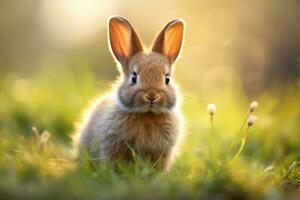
[0,0,300,199]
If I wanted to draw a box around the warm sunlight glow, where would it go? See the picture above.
[39,0,118,47]
[199,9,238,46]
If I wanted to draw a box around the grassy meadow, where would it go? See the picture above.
[0,64,300,200]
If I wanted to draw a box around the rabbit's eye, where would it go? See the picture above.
[165,74,170,85]
[131,72,137,84]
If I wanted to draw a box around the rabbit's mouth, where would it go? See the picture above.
[116,92,170,114]
[143,103,167,114]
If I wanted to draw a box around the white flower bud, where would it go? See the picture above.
[247,115,257,126]
[40,131,50,144]
[207,103,217,115]
[249,101,258,112]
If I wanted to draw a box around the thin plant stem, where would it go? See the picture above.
[210,114,215,136]
[208,114,214,159]
[228,126,250,167]
[225,111,249,162]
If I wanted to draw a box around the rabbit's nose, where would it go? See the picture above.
[144,90,160,103]
[145,95,159,102]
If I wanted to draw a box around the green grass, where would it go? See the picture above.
[0,65,300,199]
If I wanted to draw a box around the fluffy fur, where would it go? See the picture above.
[75,16,185,171]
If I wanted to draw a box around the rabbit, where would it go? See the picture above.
[75,16,185,171]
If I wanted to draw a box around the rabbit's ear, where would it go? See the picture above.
[152,19,185,65]
[108,16,144,67]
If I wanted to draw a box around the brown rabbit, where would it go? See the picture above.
[76,16,185,171]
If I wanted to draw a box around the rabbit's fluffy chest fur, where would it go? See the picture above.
[78,97,180,166]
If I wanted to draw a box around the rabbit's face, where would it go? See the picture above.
[117,52,177,113]
[108,16,185,114]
